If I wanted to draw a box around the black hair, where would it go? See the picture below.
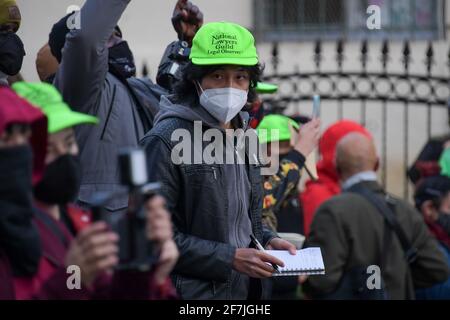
[173,61,264,105]
[48,12,72,63]
[414,175,450,210]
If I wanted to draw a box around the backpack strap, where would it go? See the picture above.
[348,183,418,264]
[109,71,162,135]
[123,78,154,134]
[34,208,69,249]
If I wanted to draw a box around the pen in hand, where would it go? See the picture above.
[250,234,281,274]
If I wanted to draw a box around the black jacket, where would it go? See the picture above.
[141,113,277,300]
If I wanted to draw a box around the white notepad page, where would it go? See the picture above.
[266,247,325,276]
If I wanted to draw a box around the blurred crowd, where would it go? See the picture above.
[0,0,449,300]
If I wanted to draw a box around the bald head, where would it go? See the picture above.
[335,132,378,180]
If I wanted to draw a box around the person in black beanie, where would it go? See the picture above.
[48,0,203,215]
[414,175,450,299]
[48,13,122,67]
[415,175,450,238]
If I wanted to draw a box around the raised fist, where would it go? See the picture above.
[172,0,204,47]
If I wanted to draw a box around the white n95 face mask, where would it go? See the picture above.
[198,83,248,124]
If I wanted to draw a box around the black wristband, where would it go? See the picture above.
[284,149,306,168]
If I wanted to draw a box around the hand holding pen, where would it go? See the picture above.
[250,234,281,274]
[232,237,285,278]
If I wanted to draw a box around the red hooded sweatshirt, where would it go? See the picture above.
[300,120,372,237]
[0,86,47,185]
[0,86,47,299]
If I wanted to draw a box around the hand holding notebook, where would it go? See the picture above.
[266,247,325,276]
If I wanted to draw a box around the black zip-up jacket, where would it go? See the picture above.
[140,101,278,300]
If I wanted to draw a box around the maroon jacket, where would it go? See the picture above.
[0,250,14,299]
[14,207,177,300]
[0,86,47,299]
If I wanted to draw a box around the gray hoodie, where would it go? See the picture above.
[54,0,164,212]
[155,95,253,299]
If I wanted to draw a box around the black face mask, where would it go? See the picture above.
[0,144,32,180]
[0,32,25,76]
[108,41,136,79]
[437,213,450,235]
[34,154,81,205]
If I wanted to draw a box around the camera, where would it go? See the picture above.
[156,40,191,91]
[89,148,161,272]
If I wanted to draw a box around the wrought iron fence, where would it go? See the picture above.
[254,0,444,41]
[262,40,450,199]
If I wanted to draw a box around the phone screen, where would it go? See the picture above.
[312,95,320,118]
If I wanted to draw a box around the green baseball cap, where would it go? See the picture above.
[257,114,300,144]
[12,82,98,133]
[256,82,278,94]
[190,21,258,66]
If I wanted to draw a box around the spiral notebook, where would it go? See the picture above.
[266,247,325,276]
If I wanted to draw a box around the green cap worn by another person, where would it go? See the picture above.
[257,114,300,144]
[439,148,450,178]
[190,21,258,66]
[0,0,21,31]
[256,82,278,94]
[12,82,98,133]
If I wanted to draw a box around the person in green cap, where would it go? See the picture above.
[12,82,179,299]
[142,21,297,300]
[257,114,320,300]
[257,114,320,232]
[13,82,98,208]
